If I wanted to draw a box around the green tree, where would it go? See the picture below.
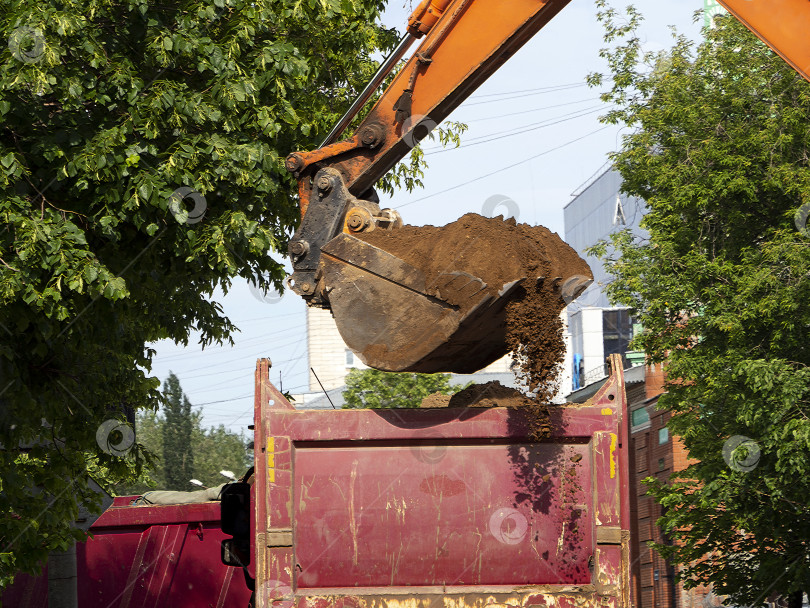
[120,409,165,494]
[590,4,810,605]
[0,0,461,588]
[120,397,250,495]
[161,373,193,490]
[343,368,465,409]
[190,420,251,487]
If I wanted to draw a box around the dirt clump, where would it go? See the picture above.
[447,381,529,408]
[358,213,590,315]
[505,280,567,402]
[523,404,552,441]
[419,393,453,408]
[418,381,552,440]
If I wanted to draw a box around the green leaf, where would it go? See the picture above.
[138,181,153,200]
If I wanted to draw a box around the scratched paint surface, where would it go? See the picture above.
[2,498,253,608]
[293,442,592,588]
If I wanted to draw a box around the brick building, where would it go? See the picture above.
[628,362,682,607]
[569,362,722,607]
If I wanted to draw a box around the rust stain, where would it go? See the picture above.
[349,460,359,565]
[419,474,466,497]
[303,590,608,608]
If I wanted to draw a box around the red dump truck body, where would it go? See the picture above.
[250,354,631,608]
[2,497,252,608]
[4,355,630,608]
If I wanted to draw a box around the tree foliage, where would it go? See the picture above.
[120,379,250,495]
[590,3,810,604]
[161,373,193,490]
[343,369,464,409]
[0,0,461,588]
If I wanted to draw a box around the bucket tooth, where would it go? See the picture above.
[560,275,593,304]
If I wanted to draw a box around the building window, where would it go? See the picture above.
[345,349,354,366]
[631,408,650,427]
[602,309,635,368]
[658,458,666,471]
[572,354,584,390]
[659,427,669,444]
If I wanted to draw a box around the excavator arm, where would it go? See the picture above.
[286,0,574,213]
[283,0,590,373]
[283,0,810,374]
[285,0,575,300]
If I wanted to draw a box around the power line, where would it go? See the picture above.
[192,393,253,406]
[468,97,600,122]
[466,82,588,103]
[172,335,308,378]
[395,125,612,210]
[155,322,305,363]
[423,106,604,154]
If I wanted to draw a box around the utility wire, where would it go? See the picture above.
[192,393,253,406]
[155,322,305,363]
[423,106,604,154]
[466,82,588,103]
[174,335,307,377]
[395,125,611,210]
[468,97,600,122]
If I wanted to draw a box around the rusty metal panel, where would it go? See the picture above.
[255,355,631,608]
[294,442,593,587]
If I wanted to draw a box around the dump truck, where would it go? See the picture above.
[2,496,253,608]
[215,356,633,608]
[3,356,632,608]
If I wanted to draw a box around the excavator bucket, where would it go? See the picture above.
[285,169,592,374]
[318,231,591,373]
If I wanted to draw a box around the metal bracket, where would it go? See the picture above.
[285,123,385,178]
[287,169,380,306]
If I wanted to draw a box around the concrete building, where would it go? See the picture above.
[306,307,369,392]
[563,165,647,391]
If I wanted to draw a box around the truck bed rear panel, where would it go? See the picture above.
[251,356,630,608]
[293,441,593,588]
